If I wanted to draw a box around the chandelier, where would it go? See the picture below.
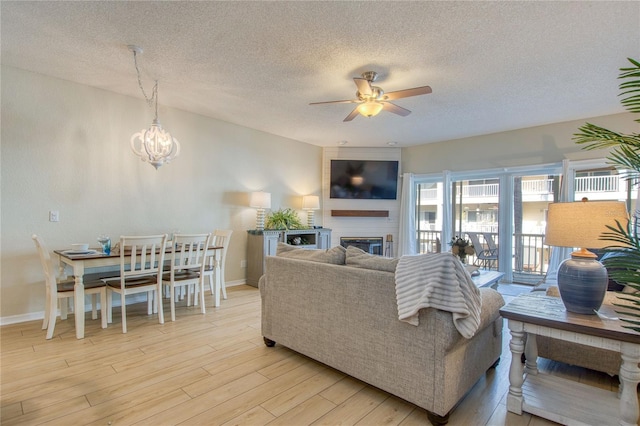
[128,45,180,170]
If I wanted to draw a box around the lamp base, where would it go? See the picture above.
[557,255,608,315]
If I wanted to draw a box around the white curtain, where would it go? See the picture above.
[398,173,416,256]
[544,159,572,285]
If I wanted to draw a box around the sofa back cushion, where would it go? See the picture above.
[276,243,346,265]
[345,246,399,272]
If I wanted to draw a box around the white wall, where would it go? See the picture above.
[0,66,322,321]
[322,147,401,254]
[402,113,635,173]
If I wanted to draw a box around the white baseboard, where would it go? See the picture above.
[0,293,147,326]
[0,280,250,326]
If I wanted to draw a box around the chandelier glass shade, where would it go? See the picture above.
[130,117,180,170]
[128,45,180,169]
[357,101,383,118]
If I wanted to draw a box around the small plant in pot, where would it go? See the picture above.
[265,208,303,230]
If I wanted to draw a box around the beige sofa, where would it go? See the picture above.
[259,246,505,424]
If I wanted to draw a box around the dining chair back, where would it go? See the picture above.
[32,234,107,339]
[205,229,233,299]
[162,233,212,321]
[105,234,167,333]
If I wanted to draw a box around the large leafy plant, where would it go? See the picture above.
[573,57,640,331]
[265,208,303,230]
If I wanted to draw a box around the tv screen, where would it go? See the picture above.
[330,160,399,199]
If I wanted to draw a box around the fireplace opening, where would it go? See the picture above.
[340,237,384,256]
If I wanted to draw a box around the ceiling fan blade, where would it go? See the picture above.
[343,106,360,122]
[309,99,359,105]
[353,78,373,96]
[382,102,411,116]
[383,85,432,101]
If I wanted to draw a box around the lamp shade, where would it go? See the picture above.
[545,200,629,252]
[545,199,629,315]
[357,101,384,118]
[302,195,320,210]
[249,191,271,209]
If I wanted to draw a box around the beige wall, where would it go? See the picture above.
[402,113,635,173]
[2,65,636,323]
[1,66,322,321]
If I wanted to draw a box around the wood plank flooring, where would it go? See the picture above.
[0,285,626,425]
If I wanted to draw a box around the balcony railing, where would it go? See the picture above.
[417,230,549,284]
[575,175,619,193]
[417,176,624,202]
[464,183,499,198]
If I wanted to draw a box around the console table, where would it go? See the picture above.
[246,228,331,287]
[500,294,640,425]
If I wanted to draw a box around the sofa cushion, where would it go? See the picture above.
[276,242,346,264]
[345,246,399,272]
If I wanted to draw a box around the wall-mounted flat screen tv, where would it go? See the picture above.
[330,160,399,199]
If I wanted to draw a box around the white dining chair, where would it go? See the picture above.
[203,229,233,299]
[104,234,167,333]
[32,234,107,339]
[161,233,211,321]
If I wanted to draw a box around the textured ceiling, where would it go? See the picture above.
[1,1,639,148]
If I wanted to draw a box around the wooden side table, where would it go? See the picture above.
[500,293,640,426]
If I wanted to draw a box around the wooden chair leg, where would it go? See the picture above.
[45,296,59,339]
[42,292,51,330]
[91,294,98,319]
[199,281,206,314]
[221,267,227,300]
[170,285,176,322]
[156,285,164,324]
[60,299,68,320]
[121,293,127,333]
[106,289,113,324]
[100,289,107,329]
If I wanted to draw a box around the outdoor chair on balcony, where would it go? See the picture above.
[467,232,498,270]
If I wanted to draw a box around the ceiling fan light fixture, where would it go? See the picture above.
[357,101,383,118]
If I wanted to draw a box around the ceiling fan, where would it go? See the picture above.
[310,71,432,122]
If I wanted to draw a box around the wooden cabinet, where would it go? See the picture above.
[246,228,332,287]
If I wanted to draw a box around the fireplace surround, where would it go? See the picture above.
[339,237,384,256]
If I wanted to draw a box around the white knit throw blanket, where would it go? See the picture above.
[394,252,482,338]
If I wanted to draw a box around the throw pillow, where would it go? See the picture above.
[345,246,399,272]
[276,243,346,265]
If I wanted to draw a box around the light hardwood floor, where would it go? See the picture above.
[0,285,626,425]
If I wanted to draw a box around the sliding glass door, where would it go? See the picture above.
[416,180,444,253]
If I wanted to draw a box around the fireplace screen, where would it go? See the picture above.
[339,237,383,256]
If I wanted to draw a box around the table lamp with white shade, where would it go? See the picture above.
[302,195,320,228]
[544,198,629,314]
[250,191,271,231]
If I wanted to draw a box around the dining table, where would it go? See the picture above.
[55,244,224,339]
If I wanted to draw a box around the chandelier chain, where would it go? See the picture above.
[132,50,159,117]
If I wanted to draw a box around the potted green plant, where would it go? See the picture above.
[573,57,640,331]
[265,208,304,230]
